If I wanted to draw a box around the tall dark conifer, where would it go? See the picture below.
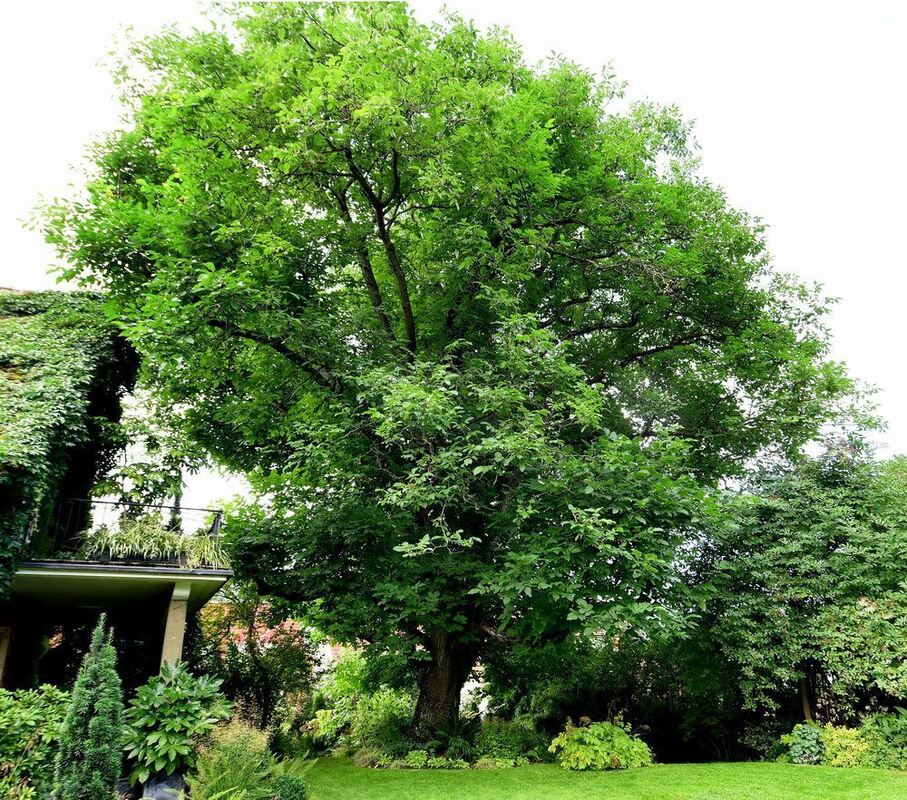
[55,614,124,800]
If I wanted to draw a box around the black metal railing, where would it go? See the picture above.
[27,498,228,569]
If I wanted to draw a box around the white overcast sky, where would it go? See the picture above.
[2,0,906,504]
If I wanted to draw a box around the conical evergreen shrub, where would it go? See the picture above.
[54,614,124,800]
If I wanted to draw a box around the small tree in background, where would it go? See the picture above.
[55,614,124,800]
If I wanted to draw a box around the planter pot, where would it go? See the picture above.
[117,778,141,799]
[141,774,185,800]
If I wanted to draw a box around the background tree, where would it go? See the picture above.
[190,582,317,729]
[700,446,907,723]
[54,614,124,800]
[44,2,851,731]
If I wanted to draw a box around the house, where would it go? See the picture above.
[0,290,231,689]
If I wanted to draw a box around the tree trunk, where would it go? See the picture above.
[799,676,814,722]
[412,630,477,736]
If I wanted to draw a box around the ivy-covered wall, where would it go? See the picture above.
[0,290,137,594]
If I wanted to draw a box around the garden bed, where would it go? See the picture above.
[304,757,907,800]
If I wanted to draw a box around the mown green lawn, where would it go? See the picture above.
[305,757,907,800]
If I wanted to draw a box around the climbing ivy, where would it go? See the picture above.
[0,290,136,594]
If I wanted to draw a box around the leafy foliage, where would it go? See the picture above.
[123,661,231,785]
[481,631,743,761]
[819,725,869,768]
[780,724,823,765]
[43,2,852,727]
[191,583,316,729]
[185,721,277,800]
[0,684,69,798]
[349,688,414,758]
[0,291,135,594]
[475,718,547,764]
[858,710,907,770]
[702,450,907,717]
[548,720,652,771]
[54,615,124,800]
[270,769,309,800]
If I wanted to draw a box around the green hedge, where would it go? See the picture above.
[779,712,907,770]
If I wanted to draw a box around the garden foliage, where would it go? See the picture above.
[191,583,316,729]
[186,721,278,800]
[777,712,907,770]
[704,452,907,718]
[474,718,548,764]
[123,661,231,785]
[0,291,135,594]
[0,684,69,798]
[780,723,823,765]
[548,720,653,771]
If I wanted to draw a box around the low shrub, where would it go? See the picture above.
[123,662,231,785]
[424,714,480,760]
[350,747,384,768]
[780,723,823,765]
[548,720,653,771]
[426,756,470,769]
[185,722,276,800]
[270,727,315,760]
[271,771,309,800]
[350,688,413,757]
[404,749,430,768]
[309,708,345,748]
[0,684,69,798]
[820,725,869,768]
[775,714,907,770]
[475,718,547,763]
[859,710,907,770]
[394,749,467,770]
[474,755,529,769]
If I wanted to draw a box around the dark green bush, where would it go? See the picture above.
[859,711,907,770]
[0,684,69,798]
[54,615,124,800]
[475,718,547,762]
[271,772,308,800]
[548,720,653,771]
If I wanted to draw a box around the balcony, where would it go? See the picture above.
[27,498,229,570]
[1,499,233,688]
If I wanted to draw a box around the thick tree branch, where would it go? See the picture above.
[345,148,418,357]
[619,334,707,366]
[206,319,344,396]
[333,187,398,344]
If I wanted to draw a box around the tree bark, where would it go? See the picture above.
[799,676,814,722]
[412,630,477,736]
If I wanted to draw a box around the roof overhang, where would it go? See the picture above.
[10,561,231,612]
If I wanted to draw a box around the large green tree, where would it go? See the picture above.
[701,448,907,723]
[44,3,850,730]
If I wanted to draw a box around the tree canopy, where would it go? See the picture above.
[702,449,907,722]
[43,2,852,730]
